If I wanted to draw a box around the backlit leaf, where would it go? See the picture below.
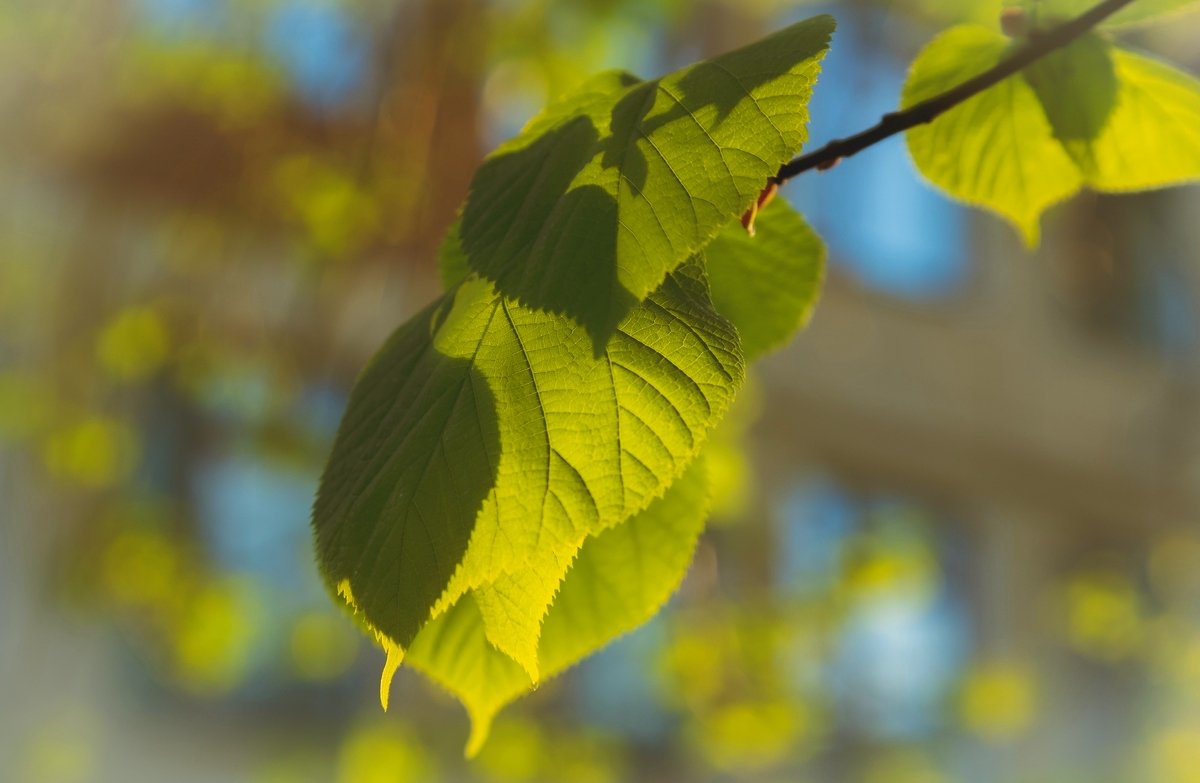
[459,16,834,349]
[1081,47,1200,191]
[313,262,742,680]
[904,26,1200,245]
[903,25,1082,246]
[704,199,825,361]
[406,456,711,756]
[1021,0,1200,28]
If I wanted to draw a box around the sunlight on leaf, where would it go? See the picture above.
[905,26,1200,245]
[704,198,825,361]
[404,457,710,756]
[315,263,742,722]
[459,16,834,348]
[1082,47,1200,191]
[903,25,1082,246]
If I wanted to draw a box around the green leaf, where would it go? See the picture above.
[313,261,742,676]
[1020,0,1200,28]
[904,26,1200,245]
[703,198,825,361]
[458,16,834,350]
[437,215,469,290]
[903,25,1083,246]
[406,456,711,757]
[1022,33,1119,152]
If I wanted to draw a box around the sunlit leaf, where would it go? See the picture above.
[406,457,711,756]
[1022,0,1200,28]
[703,199,825,361]
[458,16,834,348]
[904,26,1200,245]
[1080,47,1200,191]
[903,25,1082,246]
[313,262,742,677]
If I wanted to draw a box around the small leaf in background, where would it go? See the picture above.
[312,293,501,653]
[1021,0,1200,28]
[459,16,834,349]
[903,25,1082,246]
[1023,34,1119,152]
[904,26,1200,246]
[406,456,711,756]
[704,198,825,361]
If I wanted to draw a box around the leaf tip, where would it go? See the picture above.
[379,642,405,712]
[464,713,496,759]
[1016,215,1043,250]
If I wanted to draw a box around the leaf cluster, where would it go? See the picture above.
[314,1,1200,755]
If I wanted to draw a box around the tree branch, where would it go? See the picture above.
[774,0,1138,184]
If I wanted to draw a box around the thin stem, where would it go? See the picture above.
[774,0,1137,184]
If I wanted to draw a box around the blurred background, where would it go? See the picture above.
[3,0,1200,781]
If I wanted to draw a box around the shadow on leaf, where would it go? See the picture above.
[312,287,500,650]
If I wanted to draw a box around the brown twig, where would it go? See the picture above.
[773,0,1137,184]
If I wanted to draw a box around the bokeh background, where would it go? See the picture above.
[4,0,1200,781]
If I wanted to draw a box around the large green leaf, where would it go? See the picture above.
[904,25,1200,245]
[704,199,825,361]
[903,25,1082,246]
[406,456,711,756]
[314,262,742,676]
[458,16,834,350]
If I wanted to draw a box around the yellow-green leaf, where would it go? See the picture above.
[458,16,834,349]
[704,199,825,361]
[406,457,711,756]
[903,25,1083,246]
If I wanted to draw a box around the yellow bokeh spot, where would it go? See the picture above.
[171,577,263,693]
[549,733,622,783]
[692,700,814,772]
[958,661,1037,742]
[43,416,138,488]
[474,718,545,782]
[97,306,170,381]
[863,749,946,783]
[21,729,93,783]
[1150,726,1200,783]
[843,545,936,605]
[1150,532,1200,604]
[336,723,433,783]
[658,629,726,708]
[275,157,379,258]
[102,529,179,608]
[289,611,359,682]
[705,439,752,522]
[0,372,53,441]
[1063,569,1143,661]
